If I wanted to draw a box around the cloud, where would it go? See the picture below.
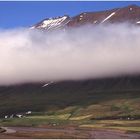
[0,24,140,85]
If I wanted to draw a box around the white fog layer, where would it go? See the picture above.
[0,24,140,85]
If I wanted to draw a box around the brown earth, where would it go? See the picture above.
[0,126,140,139]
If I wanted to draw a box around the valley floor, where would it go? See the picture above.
[0,125,140,139]
[0,119,140,139]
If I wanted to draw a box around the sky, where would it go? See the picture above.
[0,1,140,28]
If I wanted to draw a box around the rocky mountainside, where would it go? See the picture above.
[31,4,140,30]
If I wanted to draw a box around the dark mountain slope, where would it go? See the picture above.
[0,76,140,118]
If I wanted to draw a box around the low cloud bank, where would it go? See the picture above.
[0,24,140,85]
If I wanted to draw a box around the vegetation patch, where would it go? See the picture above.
[69,115,92,121]
[79,120,140,132]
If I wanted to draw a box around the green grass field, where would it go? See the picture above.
[0,112,140,133]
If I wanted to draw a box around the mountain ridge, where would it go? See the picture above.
[31,4,140,30]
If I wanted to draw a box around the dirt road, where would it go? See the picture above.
[1,126,140,139]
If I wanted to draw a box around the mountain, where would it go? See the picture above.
[0,76,140,118]
[31,4,140,30]
[0,4,140,119]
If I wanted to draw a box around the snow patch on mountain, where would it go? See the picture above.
[34,16,70,30]
[101,12,116,23]
[136,21,140,24]
[42,81,54,87]
[130,7,133,11]
[94,20,97,24]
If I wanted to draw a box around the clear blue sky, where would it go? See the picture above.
[0,1,140,29]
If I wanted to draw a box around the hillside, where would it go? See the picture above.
[0,76,140,120]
